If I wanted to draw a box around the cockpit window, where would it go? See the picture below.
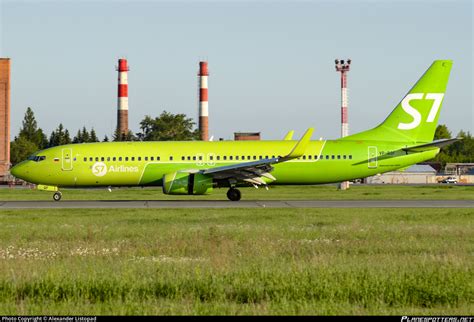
[28,155,46,162]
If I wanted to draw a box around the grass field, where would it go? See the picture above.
[1,184,473,201]
[0,207,472,315]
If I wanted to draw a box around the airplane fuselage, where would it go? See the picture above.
[13,139,438,188]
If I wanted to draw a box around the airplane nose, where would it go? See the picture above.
[10,162,27,180]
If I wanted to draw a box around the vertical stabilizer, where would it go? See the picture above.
[343,60,452,143]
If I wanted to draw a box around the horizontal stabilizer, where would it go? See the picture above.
[402,138,461,152]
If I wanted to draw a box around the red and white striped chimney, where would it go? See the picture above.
[335,59,351,190]
[198,61,209,141]
[335,59,351,138]
[117,58,129,137]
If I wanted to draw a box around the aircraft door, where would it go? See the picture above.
[62,148,73,171]
[368,146,378,169]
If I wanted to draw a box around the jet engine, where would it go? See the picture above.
[162,172,213,195]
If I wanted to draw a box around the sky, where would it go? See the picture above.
[0,0,472,141]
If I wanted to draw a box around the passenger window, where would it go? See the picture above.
[101,157,104,161]
[89,157,93,162]
[210,156,214,161]
[303,156,306,160]
[95,157,99,162]
[193,156,196,161]
[248,156,251,160]
[181,156,185,161]
[259,156,263,160]
[119,157,122,161]
[343,155,347,159]
[265,155,269,159]
[170,156,173,161]
[157,156,160,161]
[253,156,256,160]
[236,156,239,160]
[331,155,335,159]
[125,157,129,161]
[308,155,312,160]
[314,155,318,160]
[198,156,203,161]
[229,156,233,160]
[138,157,141,161]
[337,155,341,159]
[145,157,148,161]
[83,157,87,162]
[325,155,329,160]
[216,156,220,161]
[272,155,275,159]
[349,155,352,159]
[113,157,116,161]
[151,157,154,161]
[131,157,135,161]
[107,157,111,161]
[187,156,191,161]
[223,156,227,161]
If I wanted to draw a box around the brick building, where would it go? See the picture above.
[0,58,10,181]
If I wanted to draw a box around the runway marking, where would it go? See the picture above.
[0,200,472,209]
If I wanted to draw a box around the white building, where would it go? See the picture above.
[366,165,437,184]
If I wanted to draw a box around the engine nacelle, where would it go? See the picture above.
[162,172,213,195]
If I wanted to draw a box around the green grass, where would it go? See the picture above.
[1,184,473,200]
[0,208,472,315]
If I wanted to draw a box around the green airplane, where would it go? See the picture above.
[11,60,459,201]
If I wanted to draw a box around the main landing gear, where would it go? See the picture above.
[53,191,62,201]
[226,188,241,201]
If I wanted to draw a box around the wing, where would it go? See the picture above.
[201,128,314,187]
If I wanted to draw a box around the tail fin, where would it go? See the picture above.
[343,60,453,143]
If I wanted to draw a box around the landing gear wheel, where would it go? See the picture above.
[53,192,62,202]
[227,188,241,201]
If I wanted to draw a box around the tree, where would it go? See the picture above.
[90,128,99,142]
[72,129,83,144]
[18,107,47,149]
[113,128,135,142]
[432,125,474,166]
[48,124,71,147]
[72,127,100,143]
[10,136,38,165]
[103,135,109,142]
[434,124,452,140]
[138,111,199,141]
[451,130,473,163]
[81,127,90,143]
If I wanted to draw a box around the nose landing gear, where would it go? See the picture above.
[53,191,62,201]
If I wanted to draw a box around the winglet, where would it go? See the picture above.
[283,130,294,141]
[283,128,314,160]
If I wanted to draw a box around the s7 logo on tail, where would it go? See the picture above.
[398,93,444,130]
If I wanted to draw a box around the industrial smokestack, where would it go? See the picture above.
[117,58,129,137]
[198,61,209,141]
